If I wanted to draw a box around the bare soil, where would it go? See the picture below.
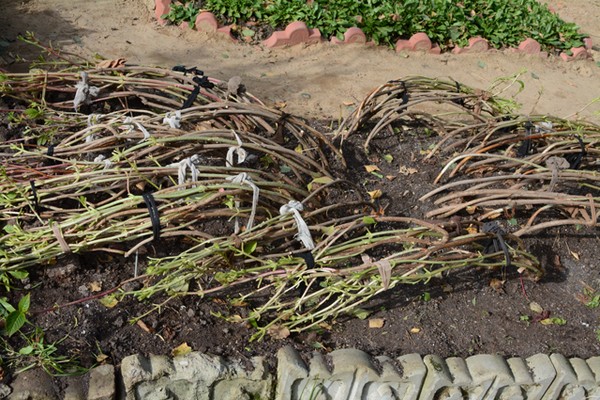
[1,0,600,390]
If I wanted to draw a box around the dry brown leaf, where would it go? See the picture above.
[410,327,421,333]
[466,205,477,214]
[398,165,417,175]
[489,278,505,293]
[96,58,126,69]
[364,165,381,173]
[368,189,382,200]
[172,342,192,357]
[268,325,291,339]
[570,251,580,261]
[466,224,478,235]
[368,318,385,328]
[96,353,109,363]
[89,281,102,292]
[376,260,392,290]
[136,319,153,334]
[385,175,396,181]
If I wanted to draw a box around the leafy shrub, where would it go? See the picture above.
[162,0,587,52]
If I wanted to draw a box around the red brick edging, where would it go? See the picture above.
[154,0,592,61]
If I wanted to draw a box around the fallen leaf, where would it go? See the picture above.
[410,327,421,333]
[89,281,102,292]
[307,176,334,191]
[342,101,355,106]
[227,314,244,323]
[540,317,566,326]
[368,318,385,328]
[318,322,333,330]
[570,251,580,261]
[466,224,478,235]
[352,308,371,320]
[294,144,303,154]
[368,189,382,200]
[268,325,291,339]
[376,260,392,290]
[364,165,381,173]
[136,319,153,334]
[172,342,192,357]
[96,58,126,68]
[489,278,505,293]
[529,301,544,314]
[466,205,477,214]
[385,175,396,181]
[441,284,453,293]
[398,165,418,175]
[96,353,109,363]
[99,294,118,308]
[383,154,394,163]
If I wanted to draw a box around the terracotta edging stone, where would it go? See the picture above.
[560,46,591,61]
[452,37,489,54]
[194,11,235,39]
[395,32,441,54]
[155,0,170,25]
[262,21,322,48]
[330,27,374,46]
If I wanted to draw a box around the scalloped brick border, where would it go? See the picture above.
[153,2,595,57]
[329,27,374,46]
[262,21,322,48]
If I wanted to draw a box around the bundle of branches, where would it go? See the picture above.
[131,215,541,339]
[1,56,545,337]
[1,71,339,163]
[334,76,512,151]
[421,116,600,235]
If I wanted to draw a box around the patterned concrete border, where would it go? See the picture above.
[5,347,600,399]
[153,0,593,60]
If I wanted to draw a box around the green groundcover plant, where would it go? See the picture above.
[163,0,587,52]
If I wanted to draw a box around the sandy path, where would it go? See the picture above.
[1,0,599,123]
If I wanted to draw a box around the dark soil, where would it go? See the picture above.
[2,107,599,393]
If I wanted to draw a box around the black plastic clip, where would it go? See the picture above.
[517,121,534,157]
[29,180,40,212]
[142,192,161,242]
[482,221,511,268]
[566,136,586,170]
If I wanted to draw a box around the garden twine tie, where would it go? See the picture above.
[279,200,315,250]
[226,131,247,167]
[169,155,200,188]
[226,172,259,234]
[73,71,99,111]
[163,110,182,129]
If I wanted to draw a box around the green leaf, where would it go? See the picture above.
[383,154,394,163]
[19,345,34,355]
[352,308,370,320]
[241,28,255,37]
[362,216,377,225]
[5,311,26,336]
[0,297,16,314]
[243,241,257,255]
[540,317,566,326]
[18,293,30,313]
[9,270,29,280]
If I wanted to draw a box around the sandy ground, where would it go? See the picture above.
[0,0,599,124]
